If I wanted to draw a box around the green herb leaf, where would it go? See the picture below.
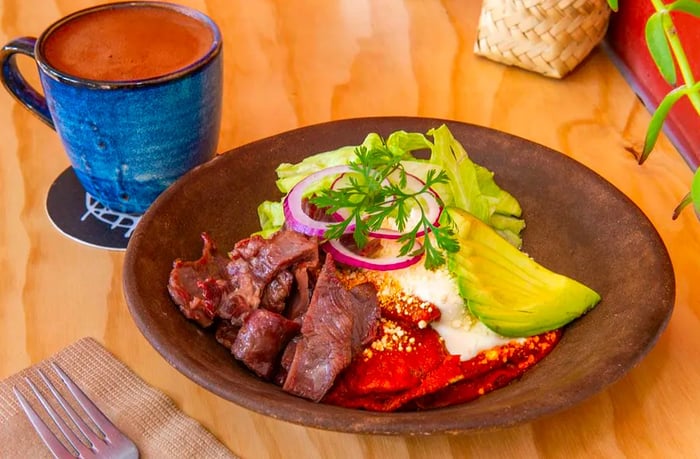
[310,142,459,270]
[642,85,689,163]
[645,11,678,86]
[692,168,700,215]
[606,0,619,12]
[669,0,700,17]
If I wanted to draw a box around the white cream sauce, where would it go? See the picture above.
[387,260,523,361]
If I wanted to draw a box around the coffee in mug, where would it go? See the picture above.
[42,5,214,81]
[0,2,223,214]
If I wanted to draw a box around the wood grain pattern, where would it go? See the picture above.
[1,1,699,457]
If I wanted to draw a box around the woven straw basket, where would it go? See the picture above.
[474,0,611,78]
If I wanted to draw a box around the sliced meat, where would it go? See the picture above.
[232,234,266,260]
[286,266,313,320]
[274,336,300,386]
[261,269,294,313]
[214,321,241,351]
[349,282,382,349]
[167,233,231,327]
[217,257,261,323]
[171,229,389,400]
[282,254,380,402]
[239,230,320,285]
[218,230,320,322]
[232,309,301,380]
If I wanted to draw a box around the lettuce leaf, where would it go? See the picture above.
[256,125,525,247]
[427,125,524,247]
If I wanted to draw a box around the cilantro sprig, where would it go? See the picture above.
[310,143,459,270]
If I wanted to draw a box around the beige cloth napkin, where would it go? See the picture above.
[0,337,238,458]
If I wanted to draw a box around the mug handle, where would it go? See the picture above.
[0,37,55,129]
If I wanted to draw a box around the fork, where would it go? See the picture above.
[13,362,139,459]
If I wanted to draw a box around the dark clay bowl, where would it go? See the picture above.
[123,117,674,435]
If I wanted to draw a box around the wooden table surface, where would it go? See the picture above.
[2,1,700,458]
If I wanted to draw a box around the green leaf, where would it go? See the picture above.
[670,158,700,220]
[641,85,689,163]
[692,168,700,215]
[607,0,618,11]
[255,200,285,238]
[645,12,677,86]
[385,130,433,156]
[669,0,700,17]
[309,138,460,269]
[672,192,693,219]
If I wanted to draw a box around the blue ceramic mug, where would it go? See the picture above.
[0,2,223,214]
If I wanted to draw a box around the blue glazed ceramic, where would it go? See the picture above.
[0,2,223,214]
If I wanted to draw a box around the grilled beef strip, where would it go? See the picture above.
[167,233,230,327]
[218,230,320,324]
[261,269,295,314]
[282,254,380,402]
[168,229,319,326]
[232,308,301,380]
[169,229,381,402]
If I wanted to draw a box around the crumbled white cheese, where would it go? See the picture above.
[386,259,522,361]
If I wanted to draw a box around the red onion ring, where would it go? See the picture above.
[283,164,443,269]
[322,238,423,271]
[282,165,355,237]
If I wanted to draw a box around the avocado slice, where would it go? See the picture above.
[446,207,601,337]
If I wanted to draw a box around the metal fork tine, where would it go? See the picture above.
[24,375,96,458]
[50,362,124,443]
[15,362,139,459]
[12,385,74,459]
[37,368,102,447]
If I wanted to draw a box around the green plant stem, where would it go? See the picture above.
[608,0,700,219]
[651,0,700,113]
